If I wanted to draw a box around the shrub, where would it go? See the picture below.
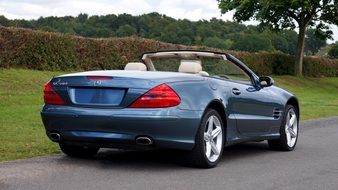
[328,43,338,59]
[303,57,338,77]
[0,26,337,77]
[17,33,77,70]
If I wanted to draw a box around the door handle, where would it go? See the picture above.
[232,88,241,95]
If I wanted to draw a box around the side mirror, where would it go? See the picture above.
[259,76,274,87]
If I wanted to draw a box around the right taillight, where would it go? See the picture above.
[129,83,181,108]
[43,81,65,105]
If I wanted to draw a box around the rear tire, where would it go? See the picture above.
[59,143,99,158]
[268,105,299,151]
[185,109,224,168]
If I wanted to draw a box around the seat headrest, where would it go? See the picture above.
[178,60,202,74]
[199,71,209,76]
[124,62,147,71]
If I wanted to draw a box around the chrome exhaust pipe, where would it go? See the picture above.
[49,133,61,142]
[135,136,153,146]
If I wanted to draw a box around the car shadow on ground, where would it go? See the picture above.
[56,141,274,170]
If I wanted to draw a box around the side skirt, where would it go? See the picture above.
[224,133,280,147]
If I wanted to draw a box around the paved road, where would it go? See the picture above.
[1,117,338,190]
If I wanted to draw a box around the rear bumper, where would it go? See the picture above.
[41,105,203,150]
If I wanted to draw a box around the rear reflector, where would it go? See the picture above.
[87,76,113,80]
[43,82,65,105]
[129,83,180,108]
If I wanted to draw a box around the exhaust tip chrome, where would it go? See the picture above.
[49,133,61,142]
[135,136,153,146]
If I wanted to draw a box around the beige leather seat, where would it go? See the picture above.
[178,60,209,76]
[124,62,147,71]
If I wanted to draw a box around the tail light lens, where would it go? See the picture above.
[43,82,65,105]
[129,83,180,108]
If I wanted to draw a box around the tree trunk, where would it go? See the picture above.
[295,23,307,76]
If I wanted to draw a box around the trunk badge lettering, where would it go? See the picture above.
[52,79,68,86]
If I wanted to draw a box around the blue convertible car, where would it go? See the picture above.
[41,50,299,168]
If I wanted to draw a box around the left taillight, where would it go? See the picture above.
[43,81,65,105]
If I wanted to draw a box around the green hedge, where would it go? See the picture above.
[229,51,338,77]
[0,26,337,77]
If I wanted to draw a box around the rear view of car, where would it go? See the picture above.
[41,70,205,157]
[41,50,299,168]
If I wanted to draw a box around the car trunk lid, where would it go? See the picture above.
[47,70,203,108]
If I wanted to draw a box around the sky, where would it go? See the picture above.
[0,0,337,43]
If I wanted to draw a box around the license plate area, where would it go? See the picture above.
[69,87,125,106]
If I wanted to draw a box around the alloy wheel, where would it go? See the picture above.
[204,115,223,162]
[285,108,298,147]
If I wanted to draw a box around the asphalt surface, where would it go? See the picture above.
[1,117,338,190]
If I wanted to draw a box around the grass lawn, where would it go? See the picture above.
[0,69,64,162]
[274,76,338,120]
[0,69,337,162]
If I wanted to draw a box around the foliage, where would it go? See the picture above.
[203,37,232,50]
[116,24,137,37]
[17,33,77,70]
[232,52,294,75]
[328,42,338,58]
[303,56,338,77]
[0,12,325,55]
[217,0,338,75]
[231,33,274,52]
[305,29,327,55]
[0,26,337,77]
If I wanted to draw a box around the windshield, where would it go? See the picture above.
[149,56,251,83]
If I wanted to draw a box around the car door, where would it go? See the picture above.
[220,56,282,136]
[228,81,282,135]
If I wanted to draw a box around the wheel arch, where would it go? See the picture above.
[286,97,300,118]
[204,100,227,140]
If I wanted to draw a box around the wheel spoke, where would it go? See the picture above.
[207,116,214,133]
[285,129,291,146]
[211,126,221,139]
[205,142,211,158]
[289,113,296,127]
[210,141,219,155]
[288,128,297,138]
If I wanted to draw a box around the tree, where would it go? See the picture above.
[231,34,274,52]
[203,37,233,49]
[218,0,338,76]
[116,24,137,37]
[0,15,10,26]
[77,13,89,24]
[328,42,338,58]
[305,28,327,55]
[0,12,331,56]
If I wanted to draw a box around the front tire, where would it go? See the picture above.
[268,105,299,151]
[186,109,224,168]
[59,143,99,158]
